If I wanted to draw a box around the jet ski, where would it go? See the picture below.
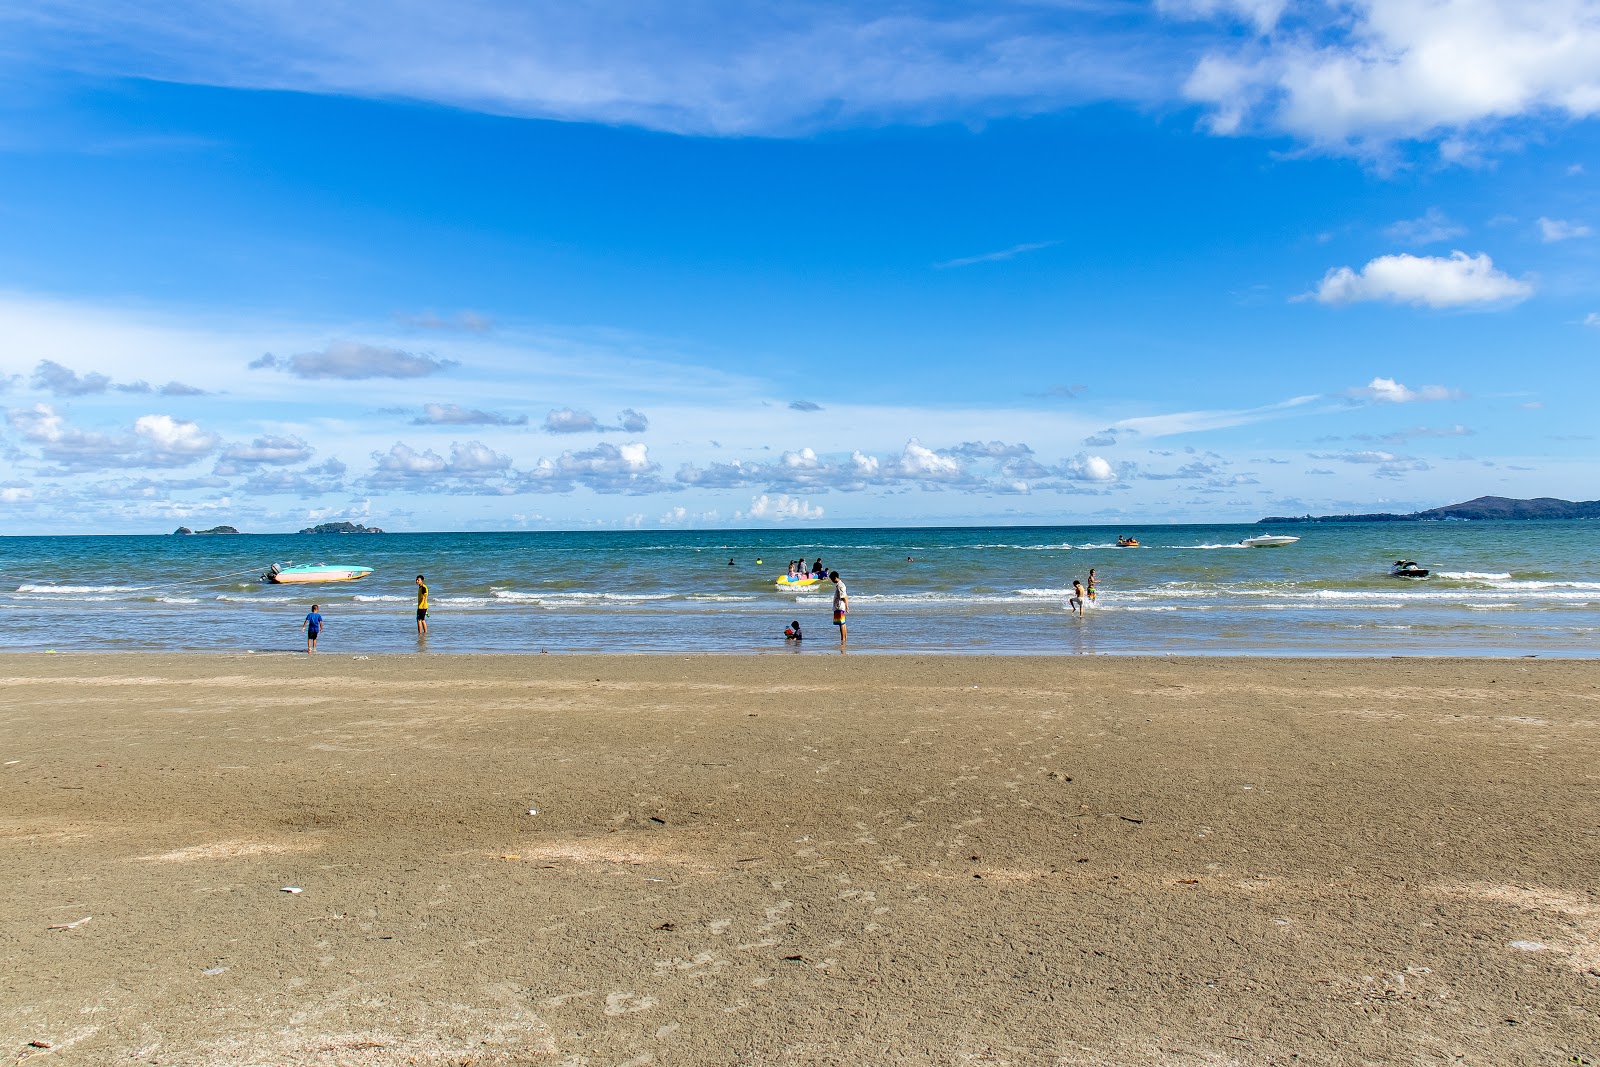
[1389,560,1429,579]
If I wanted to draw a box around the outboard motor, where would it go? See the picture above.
[262,562,282,583]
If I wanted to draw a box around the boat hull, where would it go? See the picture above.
[267,565,374,584]
[1240,536,1300,548]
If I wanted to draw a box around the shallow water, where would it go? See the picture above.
[1,521,1596,655]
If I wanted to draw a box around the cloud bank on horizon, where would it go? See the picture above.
[0,1,1596,531]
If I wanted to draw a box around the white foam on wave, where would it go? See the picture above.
[689,594,758,602]
[156,596,199,604]
[1437,571,1512,581]
[494,590,677,606]
[353,594,408,603]
[1173,543,1250,550]
[15,583,147,594]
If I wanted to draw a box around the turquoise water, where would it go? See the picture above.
[1,521,1596,656]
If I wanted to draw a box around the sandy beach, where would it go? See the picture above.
[3,653,1598,1066]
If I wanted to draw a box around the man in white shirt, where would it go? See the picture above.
[830,570,848,645]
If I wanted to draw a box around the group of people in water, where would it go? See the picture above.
[785,557,828,581]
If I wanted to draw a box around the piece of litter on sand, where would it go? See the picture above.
[527,809,539,816]
[27,1041,52,1049]
[352,655,369,661]
[202,966,229,976]
[1508,940,1549,951]
[48,916,91,930]
[280,886,303,894]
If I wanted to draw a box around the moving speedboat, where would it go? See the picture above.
[263,563,374,584]
[1239,534,1300,548]
[1389,560,1429,579]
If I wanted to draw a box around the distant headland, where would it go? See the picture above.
[299,521,384,535]
[172,521,384,535]
[1259,495,1600,524]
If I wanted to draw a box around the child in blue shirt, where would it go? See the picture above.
[302,604,324,653]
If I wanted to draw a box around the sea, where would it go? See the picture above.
[1,521,1596,657]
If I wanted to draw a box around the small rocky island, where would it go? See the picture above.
[172,526,241,535]
[299,521,385,534]
[1260,495,1600,523]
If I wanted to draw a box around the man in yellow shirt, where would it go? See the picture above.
[416,574,429,635]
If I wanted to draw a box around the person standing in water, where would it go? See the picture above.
[302,603,324,652]
[416,574,429,635]
[830,570,848,645]
[1086,568,1097,603]
[1069,580,1086,618]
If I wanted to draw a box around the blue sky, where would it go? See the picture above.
[1,0,1597,532]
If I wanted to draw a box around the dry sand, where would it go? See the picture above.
[2,653,1598,1066]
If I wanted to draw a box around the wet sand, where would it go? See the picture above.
[3,653,1598,1066]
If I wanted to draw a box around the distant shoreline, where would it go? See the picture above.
[1260,494,1600,524]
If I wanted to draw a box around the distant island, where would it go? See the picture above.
[1260,495,1600,524]
[299,521,385,534]
[172,525,240,535]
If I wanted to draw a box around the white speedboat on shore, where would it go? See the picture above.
[262,563,374,584]
[1239,534,1300,548]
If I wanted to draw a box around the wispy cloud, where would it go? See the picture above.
[935,241,1057,270]
[1538,217,1593,242]
[1114,394,1322,439]
[1384,208,1465,245]
[11,2,1171,137]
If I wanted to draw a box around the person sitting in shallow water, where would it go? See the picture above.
[784,620,803,641]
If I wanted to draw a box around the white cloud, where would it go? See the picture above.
[1584,312,1600,327]
[216,434,314,472]
[1063,453,1117,482]
[1306,251,1532,308]
[1538,216,1593,242]
[542,407,650,434]
[252,343,456,380]
[133,414,220,460]
[6,404,219,471]
[367,439,515,492]
[1183,0,1600,152]
[1346,376,1462,403]
[893,439,962,479]
[29,359,207,398]
[738,494,824,521]
[414,403,527,426]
